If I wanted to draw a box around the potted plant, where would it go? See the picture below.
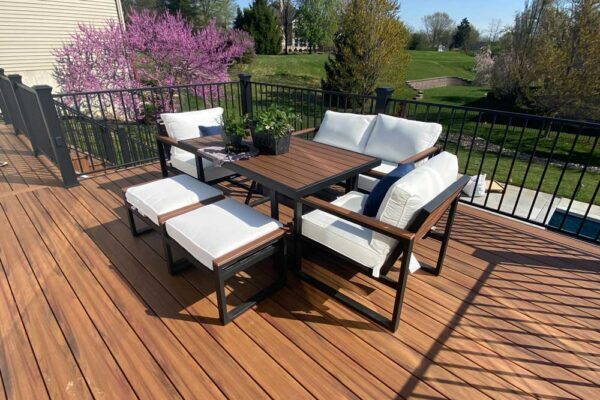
[250,105,300,155]
[220,113,248,149]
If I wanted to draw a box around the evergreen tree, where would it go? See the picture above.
[235,0,283,54]
[322,0,409,95]
[452,18,473,50]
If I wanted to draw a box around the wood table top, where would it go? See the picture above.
[178,135,380,197]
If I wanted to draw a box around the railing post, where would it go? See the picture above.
[33,85,79,187]
[375,87,394,114]
[0,68,11,125]
[239,73,253,116]
[7,74,27,135]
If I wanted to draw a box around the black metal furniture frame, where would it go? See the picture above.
[161,226,288,325]
[296,175,470,332]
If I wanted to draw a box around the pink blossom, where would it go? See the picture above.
[53,10,254,117]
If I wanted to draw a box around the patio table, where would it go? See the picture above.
[175,135,380,236]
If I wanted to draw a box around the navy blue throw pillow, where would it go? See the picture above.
[362,163,416,217]
[199,125,222,136]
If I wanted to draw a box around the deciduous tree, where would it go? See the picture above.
[322,0,409,95]
[422,12,454,48]
[295,0,337,53]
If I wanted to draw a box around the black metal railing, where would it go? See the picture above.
[1,69,598,243]
[0,70,78,186]
[52,80,242,175]
[386,99,600,242]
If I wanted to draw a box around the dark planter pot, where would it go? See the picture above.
[230,135,243,147]
[251,131,291,155]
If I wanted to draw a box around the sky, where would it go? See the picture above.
[236,0,526,34]
[397,0,525,32]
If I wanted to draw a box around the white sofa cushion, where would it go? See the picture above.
[165,199,282,269]
[302,191,421,277]
[371,152,459,259]
[125,174,222,225]
[364,114,442,164]
[170,151,234,182]
[313,110,376,153]
[161,107,223,157]
[357,160,398,192]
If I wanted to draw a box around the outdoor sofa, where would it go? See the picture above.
[297,110,443,192]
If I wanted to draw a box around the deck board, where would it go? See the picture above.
[1,123,600,399]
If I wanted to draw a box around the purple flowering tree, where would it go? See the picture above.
[53,10,253,119]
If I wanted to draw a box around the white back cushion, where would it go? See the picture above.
[161,107,223,156]
[370,152,458,255]
[313,111,376,153]
[364,114,442,163]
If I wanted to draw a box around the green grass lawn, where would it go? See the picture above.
[230,50,479,103]
[420,86,490,107]
[231,50,475,84]
[405,51,475,81]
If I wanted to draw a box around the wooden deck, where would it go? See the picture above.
[1,123,600,400]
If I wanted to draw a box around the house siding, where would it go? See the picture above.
[0,0,124,88]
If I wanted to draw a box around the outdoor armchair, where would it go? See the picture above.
[296,152,469,332]
[156,107,236,183]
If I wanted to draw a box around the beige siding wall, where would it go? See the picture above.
[0,0,124,88]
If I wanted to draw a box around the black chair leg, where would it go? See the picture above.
[390,241,413,332]
[127,207,151,236]
[435,198,459,276]
[215,269,228,324]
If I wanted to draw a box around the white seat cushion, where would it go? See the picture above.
[313,111,376,153]
[125,174,222,225]
[170,150,234,182]
[302,191,421,276]
[364,114,442,164]
[161,108,223,157]
[302,192,388,270]
[165,199,283,269]
[357,160,398,192]
[371,152,459,262]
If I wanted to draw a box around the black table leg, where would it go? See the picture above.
[292,200,303,272]
[270,190,279,219]
[195,155,206,182]
[345,176,358,193]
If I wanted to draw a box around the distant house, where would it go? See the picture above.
[0,0,124,87]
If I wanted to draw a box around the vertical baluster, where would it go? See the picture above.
[526,122,563,221]
[511,120,546,216]
[483,116,512,208]
[556,135,598,231]
[463,111,483,175]
[575,179,599,238]
[469,114,497,203]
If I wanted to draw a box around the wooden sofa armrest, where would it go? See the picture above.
[291,127,316,137]
[213,228,287,268]
[399,145,441,164]
[363,146,441,179]
[301,196,415,242]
